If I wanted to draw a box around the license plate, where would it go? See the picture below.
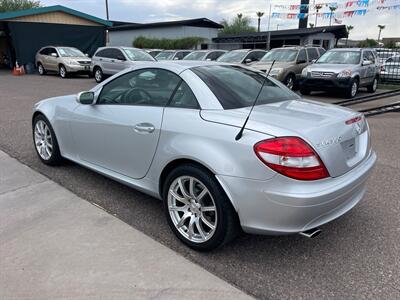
[84,66,89,70]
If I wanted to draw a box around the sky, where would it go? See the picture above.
[41,0,400,40]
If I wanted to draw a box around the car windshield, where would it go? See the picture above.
[192,65,299,109]
[155,51,175,60]
[261,49,298,62]
[57,47,85,57]
[217,51,247,63]
[317,51,360,64]
[122,48,154,61]
[183,52,207,60]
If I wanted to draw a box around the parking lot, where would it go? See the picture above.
[0,71,399,299]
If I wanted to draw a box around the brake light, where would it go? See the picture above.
[254,137,329,180]
[345,116,362,125]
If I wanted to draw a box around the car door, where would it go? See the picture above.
[108,48,128,73]
[46,47,59,71]
[69,68,181,179]
[294,49,308,78]
[361,50,375,85]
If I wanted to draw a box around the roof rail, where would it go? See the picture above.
[282,45,301,48]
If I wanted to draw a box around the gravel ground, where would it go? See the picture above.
[0,71,399,300]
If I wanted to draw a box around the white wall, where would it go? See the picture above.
[301,33,336,49]
[109,26,219,47]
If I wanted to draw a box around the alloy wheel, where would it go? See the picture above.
[60,66,66,78]
[167,176,217,243]
[34,120,53,160]
[372,78,377,91]
[286,76,294,90]
[38,64,44,75]
[351,81,358,97]
[95,69,102,82]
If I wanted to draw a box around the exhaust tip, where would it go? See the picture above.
[299,228,322,239]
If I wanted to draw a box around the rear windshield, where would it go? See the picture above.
[155,51,175,60]
[122,48,154,61]
[192,65,299,109]
[184,52,207,60]
[317,50,360,64]
[217,51,247,63]
[261,49,298,62]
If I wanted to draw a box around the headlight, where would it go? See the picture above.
[337,69,352,78]
[301,68,309,77]
[65,59,79,65]
[269,68,283,75]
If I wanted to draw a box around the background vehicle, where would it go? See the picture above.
[144,49,163,58]
[183,50,227,61]
[300,48,380,98]
[251,46,325,90]
[216,49,266,65]
[375,48,399,64]
[91,46,155,82]
[380,63,400,82]
[155,50,192,60]
[35,46,91,78]
[32,61,375,251]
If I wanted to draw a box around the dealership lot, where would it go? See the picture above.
[0,71,399,299]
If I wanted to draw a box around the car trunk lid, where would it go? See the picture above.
[200,100,371,178]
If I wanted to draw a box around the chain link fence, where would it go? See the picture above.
[376,48,400,87]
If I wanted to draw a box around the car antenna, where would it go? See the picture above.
[235,60,276,141]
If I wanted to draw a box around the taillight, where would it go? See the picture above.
[254,137,329,181]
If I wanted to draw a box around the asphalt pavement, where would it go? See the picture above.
[0,71,399,299]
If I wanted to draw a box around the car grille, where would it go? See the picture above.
[78,61,91,65]
[311,71,335,78]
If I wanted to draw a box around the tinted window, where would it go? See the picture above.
[98,69,181,106]
[48,48,58,56]
[169,81,199,109]
[246,51,266,62]
[95,49,112,58]
[297,49,307,62]
[307,48,319,61]
[192,65,299,109]
[39,48,49,55]
[108,49,124,60]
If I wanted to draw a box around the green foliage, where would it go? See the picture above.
[219,13,256,36]
[384,40,399,49]
[133,36,204,50]
[357,38,378,48]
[0,0,41,13]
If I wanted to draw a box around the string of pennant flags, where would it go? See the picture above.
[271,0,400,20]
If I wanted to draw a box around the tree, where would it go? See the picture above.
[377,24,385,42]
[358,38,378,48]
[219,13,256,36]
[346,25,354,46]
[0,0,41,13]
[256,11,264,32]
[314,4,323,27]
[328,6,337,26]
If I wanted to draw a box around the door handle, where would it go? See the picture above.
[134,123,155,134]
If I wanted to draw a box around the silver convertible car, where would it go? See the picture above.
[32,61,376,251]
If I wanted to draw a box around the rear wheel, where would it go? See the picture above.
[283,74,296,90]
[163,164,239,251]
[32,115,63,165]
[37,63,46,75]
[367,77,378,93]
[345,78,358,98]
[59,65,68,78]
[94,67,103,83]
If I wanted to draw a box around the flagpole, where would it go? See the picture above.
[267,1,272,50]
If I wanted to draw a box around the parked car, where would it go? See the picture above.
[384,54,400,64]
[300,48,380,98]
[155,50,192,60]
[144,49,163,58]
[91,46,155,83]
[35,46,91,78]
[183,50,227,61]
[216,49,266,65]
[380,63,400,82]
[32,61,376,251]
[374,48,399,64]
[251,46,325,90]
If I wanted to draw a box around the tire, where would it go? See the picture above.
[59,65,68,78]
[163,164,239,251]
[300,87,311,95]
[37,63,46,75]
[367,77,378,93]
[94,67,103,83]
[345,78,359,98]
[32,114,63,165]
[283,74,296,90]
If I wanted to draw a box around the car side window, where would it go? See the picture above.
[109,49,125,60]
[39,48,49,55]
[205,52,217,61]
[48,48,58,57]
[246,51,265,62]
[95,49,109,58]
[318,48,326,56]
[297,49,307,63]
[306,48,319,61]
[97,69,181,106]
[169,80,199,109]
[363,51,375,63]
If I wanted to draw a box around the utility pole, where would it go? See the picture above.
[105,0,110,20]
[267,1,272,50]
[105,0,110,45]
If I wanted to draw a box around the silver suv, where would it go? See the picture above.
[91,47,155,82]
[300,48,380,98]
[35,46,91,78]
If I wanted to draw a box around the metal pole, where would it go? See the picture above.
[105,0,109,20]
[267,2,271,50]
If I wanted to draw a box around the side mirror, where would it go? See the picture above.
[85,53,89,57]
[362,60,373,66]
[206,58,212,61]
[173,57,180,60]
[297,59,306,64]
[51,53,58,57]
[76,91,95,105]
[311,59,316,64]
[244,58,252,64]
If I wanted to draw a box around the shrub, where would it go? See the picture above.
[133,36,204,49]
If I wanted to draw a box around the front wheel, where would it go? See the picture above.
[163,164,239,251]
[283,74,296,90]
[33,115,63,165]
[37,63,46,75]
[94,67,103,83]
[345,78,359,98]
[367,77,378,93]
[59,65,68,78]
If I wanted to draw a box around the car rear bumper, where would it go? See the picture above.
[65,64,91,73]
[300,77,352,90]
[216,150,376,235]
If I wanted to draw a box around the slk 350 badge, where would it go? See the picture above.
[316,136,342,148]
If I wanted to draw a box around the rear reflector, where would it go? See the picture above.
[254,137,329,181]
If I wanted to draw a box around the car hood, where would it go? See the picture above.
[306,63,356,73]
[200,100,371,178]
[251,61,293,70]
